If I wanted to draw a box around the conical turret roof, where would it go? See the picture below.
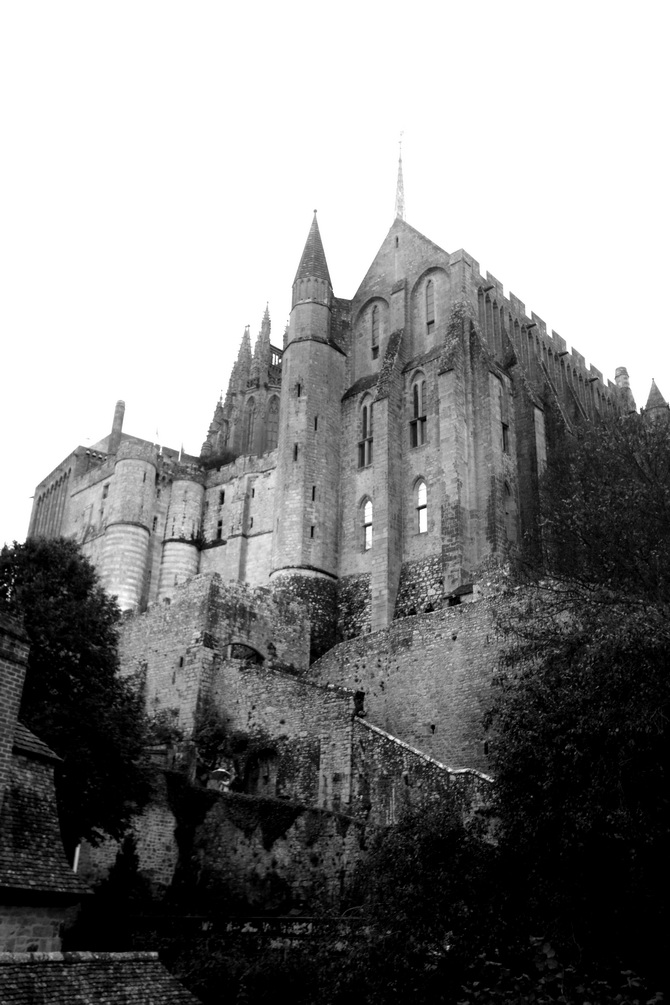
[645,379,667,410]
[294,212,332,286]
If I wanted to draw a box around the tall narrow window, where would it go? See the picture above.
[410,375,427,447]
[363,499,373,551]
[416,480,427,533]
[266,396,279,451]
[244,398,256,454]
[426,280,435,332]
[358,398,373,467]
[371,305,379,359]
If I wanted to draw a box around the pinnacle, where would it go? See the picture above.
[294,213,332,286]
[645,378,667,410]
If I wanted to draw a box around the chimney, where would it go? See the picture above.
[109,399,126,455]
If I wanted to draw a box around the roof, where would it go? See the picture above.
[293,212,332,286]
[645,378,668,410]
[0,952,199,1004]
[0,750,88,896]
[13,724,60,763]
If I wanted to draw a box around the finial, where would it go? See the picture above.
[394,131,405,221]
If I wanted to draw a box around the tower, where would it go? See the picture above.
[270,213,346,660]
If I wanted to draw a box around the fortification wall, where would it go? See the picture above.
[310,599,501,774]
[78,782,367,914]
[119,574,311,733]
[210,659,357,811]
[352,718,491,826]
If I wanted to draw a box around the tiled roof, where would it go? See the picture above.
[294,213,332,286]
[0,759,88,896]
[13,723,60,763]
[0,951,199,1004]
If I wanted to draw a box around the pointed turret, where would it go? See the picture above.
[250,306,272,387]
[292,212,332,309]
[394,135,405,221]
[645,379,667,411]
[643,379,670,422]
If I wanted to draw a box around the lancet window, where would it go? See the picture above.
[358,397,373,468]
[410,374,427,447]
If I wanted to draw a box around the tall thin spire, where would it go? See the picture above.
[394,132,405,221]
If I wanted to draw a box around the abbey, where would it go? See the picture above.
[29,207,644,662]
[29,191,668,905]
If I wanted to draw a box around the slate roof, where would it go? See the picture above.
[0,735,88,896]
[12,723,59,763]
[294,212,332,286]
[0,951,199,1004]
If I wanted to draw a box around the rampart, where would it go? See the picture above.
[310,598,503,774]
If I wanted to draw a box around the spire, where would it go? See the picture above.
[394,132,405,221]
[294,212,332,286]
[645,379,668,411]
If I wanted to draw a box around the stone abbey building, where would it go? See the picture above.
[29,209,641,654]
[26,196,664,904]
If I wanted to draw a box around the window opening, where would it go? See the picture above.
[296,383,302,397]
[152,516,158,532]
[371,305,379,359]
[219,490,225,505]
[293,443,299,461]
[217,520,223,540]
[363,499,373,551]
[314,415,318,431]
[266,396,280,451]
[358,400,373,468]
[310,525,315,538]
[426,280,435,332]
[244,398,256,453]
[410,377,427,447]
[312,485,316,501]
[502,423,509,453]
[417,480,428,533]
[102,484,109,500]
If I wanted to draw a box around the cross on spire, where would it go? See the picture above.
[394,132,405,221]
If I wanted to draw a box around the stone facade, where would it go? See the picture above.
[26,206,659,911]
[28,213,637,650]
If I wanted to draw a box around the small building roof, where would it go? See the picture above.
[0,951,199,1004]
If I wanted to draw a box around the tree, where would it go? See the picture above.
[487,415,670,982]
[0,537,151,854]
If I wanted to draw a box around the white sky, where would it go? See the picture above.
[1,0,668,547]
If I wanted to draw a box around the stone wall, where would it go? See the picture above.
[119,574,311,733]
[0,903,77,953]
[352,719,491,826]
[336,573,371,641]
[309,598,501,773]
[209,659,357,812]
[394,555,443,618]
[79,781,367,914]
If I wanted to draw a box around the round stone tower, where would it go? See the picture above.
[157,469,206,602]
[100,441,157,611]
[270,213,345,661]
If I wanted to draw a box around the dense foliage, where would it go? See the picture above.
[0,537,151,853]
[487,415,670,984]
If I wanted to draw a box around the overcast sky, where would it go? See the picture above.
[1,0,668,547]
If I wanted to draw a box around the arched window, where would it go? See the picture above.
[244,398,256,454]
[358,397,373,468]
[410,374,427,447]
[416,480,427,533]
[266,396,279,451]
[425,280,435,332]
[362,498,373,551]
[371,305,379,359]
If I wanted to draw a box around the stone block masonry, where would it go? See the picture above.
[310,598,502,774]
